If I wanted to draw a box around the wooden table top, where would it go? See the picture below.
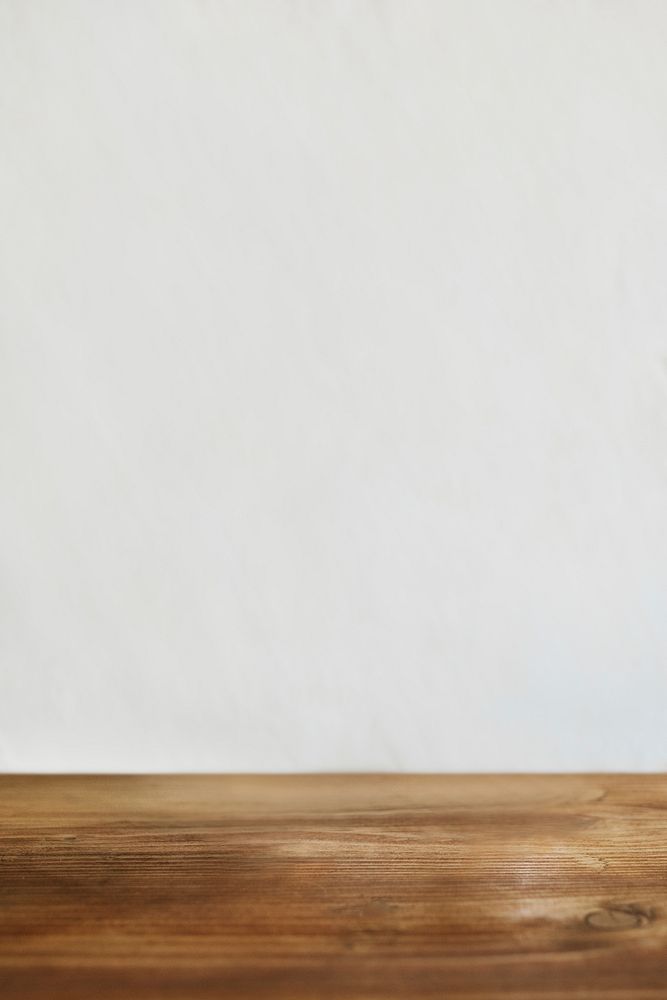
[1,774,665,999]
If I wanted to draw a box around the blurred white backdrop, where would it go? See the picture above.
[2,0,667,772]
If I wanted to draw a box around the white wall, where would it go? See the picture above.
[2,0,667,772]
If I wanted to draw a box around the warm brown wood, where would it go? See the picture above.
[1,774,666,998]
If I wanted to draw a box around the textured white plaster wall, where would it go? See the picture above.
[1,1,667,772]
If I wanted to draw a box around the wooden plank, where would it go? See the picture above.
[0,774,666,998]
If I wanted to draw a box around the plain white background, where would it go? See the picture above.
[1,0,667,772]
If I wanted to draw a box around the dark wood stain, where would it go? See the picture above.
[1,774,666,998]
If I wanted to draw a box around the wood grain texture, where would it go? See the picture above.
[1,774,666,998]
